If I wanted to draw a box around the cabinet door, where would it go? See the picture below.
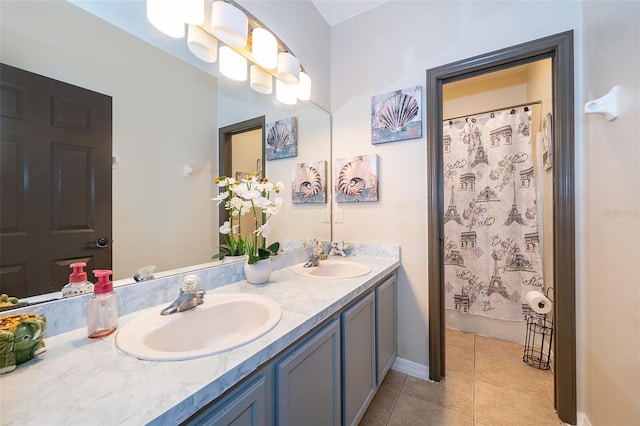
[275,319,341,426]
[376,274,398,383]
[186,374,268,426]
[342,292,376,426]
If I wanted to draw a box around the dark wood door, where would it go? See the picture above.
[1,64,112,298]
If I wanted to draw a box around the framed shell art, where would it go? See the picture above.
[335,154,379,203]
[266,117,297,160]
[291,161,326,204]
[371,85,422,144]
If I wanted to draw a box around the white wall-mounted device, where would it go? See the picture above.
[584,86,619,121]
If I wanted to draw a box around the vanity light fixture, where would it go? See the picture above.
[251,28,278,69]
[146,0,185,38]
[146,0,311,103]
[296,71,311,101]
[250,65,273,94]
[183,0,205,25]
[275,80,297,105]
[187,25,218,63]
[210,0,248,48]
[276,52,300,85]
[219,46,247,81]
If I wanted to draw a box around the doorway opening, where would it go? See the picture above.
[426,31,575,424]
[218,117,266,248]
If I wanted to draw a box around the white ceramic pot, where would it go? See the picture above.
[244,258,272,285]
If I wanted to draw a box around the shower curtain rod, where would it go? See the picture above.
[444,100,542,122]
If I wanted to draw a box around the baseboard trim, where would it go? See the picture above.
[391,357,429,381]
[576,412,591,426]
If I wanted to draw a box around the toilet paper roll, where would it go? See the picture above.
[525,290,552,314]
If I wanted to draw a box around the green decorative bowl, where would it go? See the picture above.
[0,313,46,374]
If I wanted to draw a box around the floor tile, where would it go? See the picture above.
[401,372,474,418]
[381,369,407,392]
[540,369,555,401]
[388,393,473,426]
[446,344,475,378]
[446,328,475,352]
[475,352,549,399]
[474,381,561,425]
[359,385,399,426]
[360,334,557,425]
[475,335,525,361]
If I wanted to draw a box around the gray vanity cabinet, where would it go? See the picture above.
[342,292,377,426]
[186,371,271,426]
[275,318,341,426]
[376,274,398,383]
[183,271,398,426]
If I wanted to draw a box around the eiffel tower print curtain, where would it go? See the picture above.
[443,107,543,321]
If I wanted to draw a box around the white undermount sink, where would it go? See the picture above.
[292,259,371,279]
[115,293,281,361]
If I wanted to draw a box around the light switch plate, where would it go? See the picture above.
[321,209,330,223]
[334,208,343,223]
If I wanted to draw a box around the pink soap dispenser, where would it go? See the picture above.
[88,270,119,338]
[62,262,94,298]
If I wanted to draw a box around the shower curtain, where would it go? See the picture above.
[443,107,544,321]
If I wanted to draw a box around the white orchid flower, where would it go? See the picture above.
[219,221,231,234]
[241,189,261,200]
[255,222,271,238]
[275,182,285,192]
[266,197,283,215]
[229,196,244,210]
[211,191,229,205]
[253,196,270,209]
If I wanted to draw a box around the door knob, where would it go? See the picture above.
[87,237,110,248]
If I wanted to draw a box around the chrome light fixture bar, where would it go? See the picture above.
[146,0,311,104]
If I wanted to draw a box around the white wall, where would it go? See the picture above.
[582,1,640,424]
[330,0,581,372]
[1,1,218,280]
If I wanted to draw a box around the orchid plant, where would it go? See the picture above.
[212,173,284,264]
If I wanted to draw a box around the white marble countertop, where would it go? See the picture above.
[0,255,399,425]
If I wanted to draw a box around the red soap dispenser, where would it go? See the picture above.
[88,270,119,338]
[62,262,94,298]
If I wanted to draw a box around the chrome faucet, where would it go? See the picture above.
[303,241,326,268]
[303,254,322,268]
[160,274,205,315]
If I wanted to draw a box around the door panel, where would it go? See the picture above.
[0,63,112,298]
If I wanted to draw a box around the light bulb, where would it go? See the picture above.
[219,46,247,81]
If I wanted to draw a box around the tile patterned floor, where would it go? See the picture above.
[360,328,560,426]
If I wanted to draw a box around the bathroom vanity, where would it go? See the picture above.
[0,246,399,425]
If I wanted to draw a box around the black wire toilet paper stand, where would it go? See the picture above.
[523,287,554,370]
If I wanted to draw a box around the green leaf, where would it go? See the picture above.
[266,242,280,255]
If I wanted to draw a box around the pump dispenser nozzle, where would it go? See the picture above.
[92,270,113,294]
[62,262,94,298]
[88,269,118,338]
[69,262,88,282]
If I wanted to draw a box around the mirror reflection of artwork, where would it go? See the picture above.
[291,161,326,204]
[335,154,379,203]
[371,85,422,144]
[266,117,297,160]
[542,113,553,171]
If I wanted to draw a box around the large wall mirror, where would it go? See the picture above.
[0,1,331,303]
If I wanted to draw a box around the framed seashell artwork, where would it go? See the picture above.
[334,154,379,203]
[371,85,422,144]
[266,116,297,160]
[292,161,327,204]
